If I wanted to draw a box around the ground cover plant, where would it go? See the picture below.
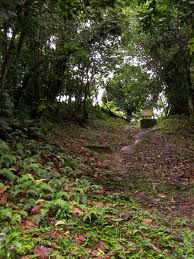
[0,115,193,258]
[0,1,194,257]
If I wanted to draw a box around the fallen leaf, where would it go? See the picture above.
[36,199,45,203]
[105,202,113,207]
[11,163,20,173]
[31,215,41,225]
[95,201,104,207]
[137,192,146,198]
[143,218,153,225]
[0,188,5,194]
[0,193,7,205]
[22,220,36,229]
[55,220,66,226]
[150,243,160,251]
[74,234,86,244]
[33,246,49,259]
[64,186,74,194]
[91,249,99,257]
[158,193,166,198]
[31,205,43,214]
[120,213,133,220]
[69,205,83,216]
[50,231,62,238]
[96,240,108,251]
[36,179,48,183]
[53,139,60,146]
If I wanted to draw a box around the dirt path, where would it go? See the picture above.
[111,128,194,227]
[120,130,148,153]
[60,121,194,228]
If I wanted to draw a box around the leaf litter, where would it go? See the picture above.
[0,117,193,257]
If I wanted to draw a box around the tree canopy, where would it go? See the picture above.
[0,0,193,121]
[0,2,194,257]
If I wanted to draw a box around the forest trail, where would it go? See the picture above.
[1,118,194,257]
[120,130,147,153]
[60,120,194,228]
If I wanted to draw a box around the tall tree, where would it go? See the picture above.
[138,0,194,115]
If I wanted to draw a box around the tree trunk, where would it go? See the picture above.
[187,58,194,116]
[0,30,16,91]
[164,49,192,115]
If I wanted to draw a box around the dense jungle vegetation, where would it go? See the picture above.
[0,0,193,120]
[0,0,194,258]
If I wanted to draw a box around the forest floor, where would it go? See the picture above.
[0,115,194,258]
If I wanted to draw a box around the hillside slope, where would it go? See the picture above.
[0,116,193,258]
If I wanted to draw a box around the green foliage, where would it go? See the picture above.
[137,0,194,115]
[0,140,10,153]
[0,168,16,181]
[0,118,193,257]
[44,199,71,219]
[83,206,106,222]
[12,173,53,198]
[105,64,162,119]
[0,0,194,255]
[0,0,127,121]
[0,92,14,117]
[1,154,16,168]
[101,101,117,113]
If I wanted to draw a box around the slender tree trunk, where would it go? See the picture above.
[187,58,194,116]
[83,84,89,120]
[0,30,16,91]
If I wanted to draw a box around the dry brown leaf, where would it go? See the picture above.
[74,234,86,244]
[105,202,113,207]
[11,163,20,173]
[0,188,5,194]
[143,218,153,225]
[50,231,62,238]
[69,205,83,216]
[0,193,7,205]
[22,220,36,229]
[33,246,49,259]
[95,201,104,207]
[137,192,146,198]
[31,205,43,214]
[96,240,108,251]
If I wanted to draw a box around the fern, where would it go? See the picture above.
[0,140,10,153]
[36,181,53,197]
[17,173,35,184]
[13,174,53,198]
[83,206,106,222]
[50,198,70,208]
[0,91,14,116]
[0,208,12,220]
[44,199,71,219]
[28,162,41,172]
[55,191,71,200]
[0,154,16,168]
[16,143,25,158]
[0,182,8,191]
[0,168,16,181]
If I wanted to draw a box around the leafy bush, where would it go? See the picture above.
[0,91,14,117]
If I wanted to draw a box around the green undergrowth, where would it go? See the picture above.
[89,110,129,129]
[0,118,193,258]
[157,115,194,137]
